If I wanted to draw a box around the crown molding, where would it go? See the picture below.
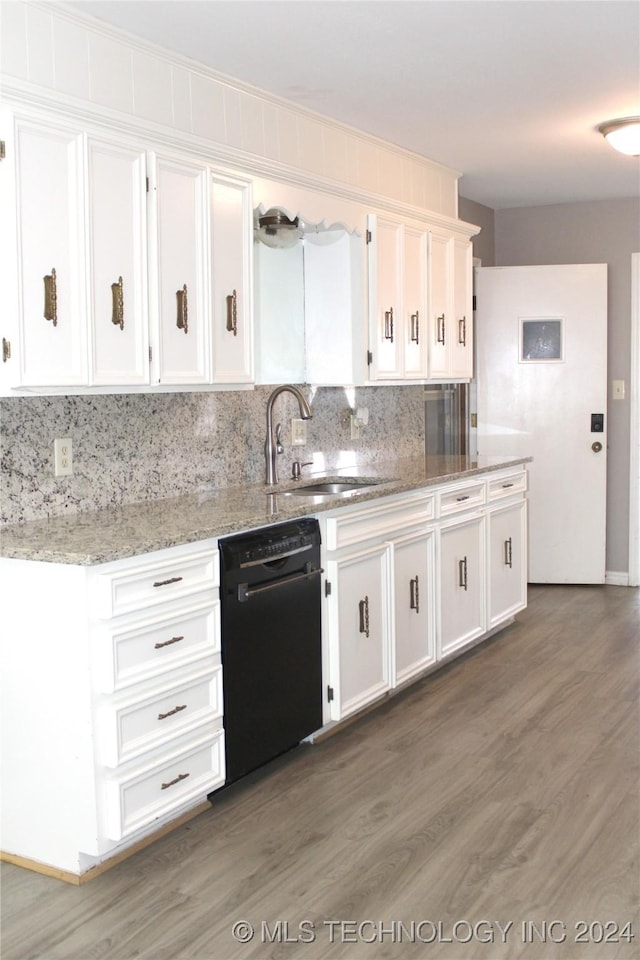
[1,76,479,238]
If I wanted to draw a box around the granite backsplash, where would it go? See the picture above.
[0,385,425,525]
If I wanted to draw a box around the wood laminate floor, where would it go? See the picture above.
[2,585,639,960]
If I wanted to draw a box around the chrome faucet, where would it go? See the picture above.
[264,385,312,485]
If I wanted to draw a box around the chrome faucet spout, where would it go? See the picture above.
[265,385,312,485]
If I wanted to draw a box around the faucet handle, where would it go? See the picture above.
[275,422,284,454]
[291,460,313,480]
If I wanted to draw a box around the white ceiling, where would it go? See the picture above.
[67,0,640,209]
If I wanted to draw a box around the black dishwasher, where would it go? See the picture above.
[218,518,323,785]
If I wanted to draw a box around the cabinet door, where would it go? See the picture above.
[428,231,452,378]
[488,500,527,627]
[87,138,149,385]
[150,154,210,384]
[211,174,253,384]
[403,226,428,379]
[327,543,391,720]
[439,514,485,658]
[450,237,473,378]
[392,528,435,686]
[368,214,403,379]
[15,120,87,385]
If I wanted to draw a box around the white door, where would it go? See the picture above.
[476,264,608,583]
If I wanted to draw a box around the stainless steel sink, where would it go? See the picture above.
[282,478,385,497]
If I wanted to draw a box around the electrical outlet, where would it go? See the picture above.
[54,438,73,477]
[291,418,307,446]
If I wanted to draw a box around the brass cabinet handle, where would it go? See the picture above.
[43,269,58,326]
[111,276,124,330]
[161,772,190,791]
[176,284,188,334]
[384,307,394,343]
[437,314,445,344]
[458,316,466,346]
[158,704,187,721]
[359,596,370,637]
[410,311,420,344]
[154,635,184,649]
[458,556,468,590]
[226,289,238,336]
[410,575,420,614]
[504,537,513,568]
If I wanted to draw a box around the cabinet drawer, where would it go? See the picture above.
[488,468,527,501]
[99,666,223,767]
[93,600,219,693]
[92,546,218,619]
[438,480,486,517]
[104,729,225,841]
[325,492,435,551]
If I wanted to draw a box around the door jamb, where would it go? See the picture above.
[629,253,640,586]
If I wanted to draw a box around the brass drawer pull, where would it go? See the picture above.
[359,596,370,637]
[158,703,187,720]
[154,635,184,649]
[161,771,190,791]
[456,495,470,502]
[111,276,124,330]
[176,284,188,333]
[458,557,468,590]
[152,576,183,588]
[437,314,445,344]
[504,537,513,568]
[384,307,394,343]
[410,310,420,344]
[409,575,420,614]
[43,269,58,326]
[502,482,514,489]
[226,289,238,336]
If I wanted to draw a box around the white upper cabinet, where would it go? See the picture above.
[210,173,253,384]
[427,231,473,380]
[149,153,211,385]
[367,214,429,381]
[14,118,88,387]
[451,237,473,378]
[87,138,149,385]
[402,225,429,379]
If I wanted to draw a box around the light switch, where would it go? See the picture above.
[612,380,625,400]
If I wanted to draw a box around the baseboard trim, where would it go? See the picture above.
[0,800,212,884]
[605,570,630,586]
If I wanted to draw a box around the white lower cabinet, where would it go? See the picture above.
[488,499,528,627]
[326,542,391,720]
[438,513,486,658]
[0,540,223,876]
[392,528,436,686]
[322,465,527,725]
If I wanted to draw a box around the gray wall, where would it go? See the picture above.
[459,197,496,266]
[494,197,640,575]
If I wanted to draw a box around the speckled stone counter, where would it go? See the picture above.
[0,455,531,565]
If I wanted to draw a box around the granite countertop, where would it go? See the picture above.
[0,455,531,565]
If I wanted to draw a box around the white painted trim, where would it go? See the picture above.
[629,253,640,587]
[1,76,479,241]
[29,0,462,181]
[605,571,630,587]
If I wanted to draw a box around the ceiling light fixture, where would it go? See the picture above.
[597,117,640,157]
